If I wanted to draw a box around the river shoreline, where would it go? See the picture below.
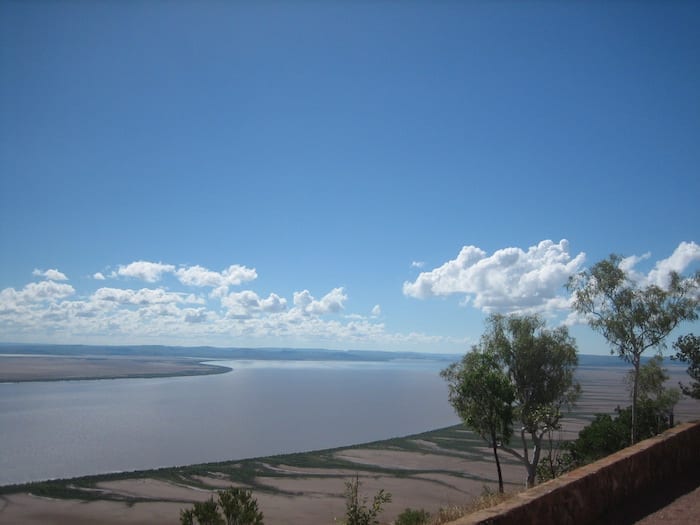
[0,425,518,525]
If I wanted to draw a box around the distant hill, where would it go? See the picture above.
[0,343,681,368]
[0,342,458,363]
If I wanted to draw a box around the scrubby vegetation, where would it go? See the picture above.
[180,487,263,525]
[337,475,391,525]
[429,486,516,524]
[673,333,700,399]
[537,355,683,483]
[395,507,431,525]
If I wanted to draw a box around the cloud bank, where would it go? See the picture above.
[0,260,456,350]
[2,242,696,350]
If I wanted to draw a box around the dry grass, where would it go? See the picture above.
[429,486,518,525]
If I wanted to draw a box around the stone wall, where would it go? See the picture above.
[448,421,700,525]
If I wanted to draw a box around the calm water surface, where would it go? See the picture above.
[0,359,458,485]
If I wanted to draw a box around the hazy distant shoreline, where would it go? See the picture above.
[0,342,666,368]
[0,342,667,384]
[0,343,457,383]
[0,342,461,361]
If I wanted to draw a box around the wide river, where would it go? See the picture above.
[0,359,458,486]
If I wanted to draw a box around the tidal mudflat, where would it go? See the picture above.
[2,359,698,524]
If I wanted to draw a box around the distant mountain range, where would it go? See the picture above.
[0,342,458,362]
[0,342,677,368]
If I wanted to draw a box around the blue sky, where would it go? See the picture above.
[1,2,698,354]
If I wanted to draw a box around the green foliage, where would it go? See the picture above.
[629,355,680,408]
[441,346,514,491]
[338,476,391,525]
[539,356,682,481]
[618,402,675,442]
[441,349,515,444]
[446,313,580,488]
[535,429,573,483]
[395,508,431,525]
[180,508,195,525]
[218,488,264,525]
[569,413,629,464]
[489,314,580,436]
[191,497,224,525]
[673,333,700,399]
[179,487,263,525]
[565,401,677,471]
[626,355,680,436]
[568,255,699,443]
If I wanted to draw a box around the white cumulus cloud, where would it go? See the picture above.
[0,281,75,313]
[260,293,288,313]
[175,264,257,287]
[403,239,586,315]
[117,261,175,282]
[33,268,68,281]
[184,308,210,324]
[221,290,288,319]
[2,259,450,352]
[646,241,700,289]
[92,287,187,306]
[176,264,258,298]
[613,242,700,291]
[293,287,347,316]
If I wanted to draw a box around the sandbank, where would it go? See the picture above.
[0,355,230,382]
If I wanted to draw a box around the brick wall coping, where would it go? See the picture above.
[447,421,700,525]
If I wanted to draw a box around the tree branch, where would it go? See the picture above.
[498,444,525,462]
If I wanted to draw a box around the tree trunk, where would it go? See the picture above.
[631,355,641,445]
[526,463,537,488]
[492,432,504,493]
[527,433,543,488]
[520,428,534,488]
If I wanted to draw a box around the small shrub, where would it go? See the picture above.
[337,475,391,525]
[179,487,263,525]
[395,507,430,525]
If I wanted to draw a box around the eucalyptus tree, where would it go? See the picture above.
[673,333,700,399]
[441,347,514,492]
[627,355,680,412]
[625,355,680,436]
[568,255,699,443]
[443,314,580,488]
